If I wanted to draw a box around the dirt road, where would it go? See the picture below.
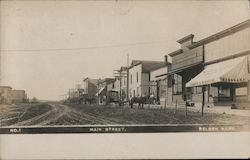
[1,102,250,127]
[0,103,117,126]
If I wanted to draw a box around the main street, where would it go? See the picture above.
[1,102,250,127]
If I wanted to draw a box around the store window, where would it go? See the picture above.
[219,87,230,97]
[236,87,247,96]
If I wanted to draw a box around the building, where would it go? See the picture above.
[128,60,166,98]
[0,86,12,104]
[0,86,27,104]
[96,78,115,104]
[159,34,204,106]
[186,19,250,109]
[106,79,119,103]
[11,90,27,104]
[149,58,171,105]
[82,77,99,104]
[113,66,128,101]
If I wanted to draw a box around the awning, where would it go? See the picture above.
[156,62,203,78]
[186,56,249,87]
[95,87,106,96]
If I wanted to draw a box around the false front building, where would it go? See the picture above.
[186,19,250,109]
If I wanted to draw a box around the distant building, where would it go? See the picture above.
[113,66,128,101]
[0,86,27,104]
[82,77,99,104]
[0,86,12,104]
[128,60,166,98]
[96,78,115,104]
[11,90,27,104]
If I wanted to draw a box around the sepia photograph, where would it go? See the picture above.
[0,0,250,158]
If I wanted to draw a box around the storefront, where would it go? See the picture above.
[186,19,250,109]
[161,34,204,106]
[186,55,250,109]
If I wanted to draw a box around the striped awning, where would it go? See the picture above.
[186,56,249,87]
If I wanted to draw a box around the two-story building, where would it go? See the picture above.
[96,78,115,105]
[128,60,166,98]
[0,86,28,104]
[158,34,204,106]
[186,19,250,109]
[0,86,13,104]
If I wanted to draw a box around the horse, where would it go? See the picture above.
[129,96,149,109]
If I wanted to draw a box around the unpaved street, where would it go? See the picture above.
[1,102,250,127]
[0,103,117,126]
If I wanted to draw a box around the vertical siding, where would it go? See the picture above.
[205,27,250,63]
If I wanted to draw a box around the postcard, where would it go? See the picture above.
[0,0,249,159]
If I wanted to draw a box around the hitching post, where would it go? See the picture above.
[185,100,187,117]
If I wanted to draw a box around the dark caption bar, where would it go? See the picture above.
[0,124,247,134]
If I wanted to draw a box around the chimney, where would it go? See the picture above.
[165,55,172,65]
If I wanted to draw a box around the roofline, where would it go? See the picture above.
[188,19,250,49]
[156,62,203,78]
[168,49,183,57]
[149,65,167,72]
[0,86,12,89]
[177,34,194,44]
[129,60,166,69]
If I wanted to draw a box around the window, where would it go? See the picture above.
[219,87,230,97]
[136,72,139,83]
[137,87,139,96]
[130,74,132,84]
[173,74,182,95]
[236,87,247,96]
[193,87,202,94]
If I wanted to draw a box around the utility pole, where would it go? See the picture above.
[113,69,127,102]
[98,78,100,105]
[127,54,129,100]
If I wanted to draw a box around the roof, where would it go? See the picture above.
[130,60,166,73]
[97,78,115,85]
[168,49,183,57]
[120,66,128,71]
[188,19,250,49]
[177,34,194,44]
[0,86,12,89]
[186,56,248,87]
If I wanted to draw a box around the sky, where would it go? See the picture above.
[0,0,249,100]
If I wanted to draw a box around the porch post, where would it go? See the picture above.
[202,85,205,116]
[247,80,250,101]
